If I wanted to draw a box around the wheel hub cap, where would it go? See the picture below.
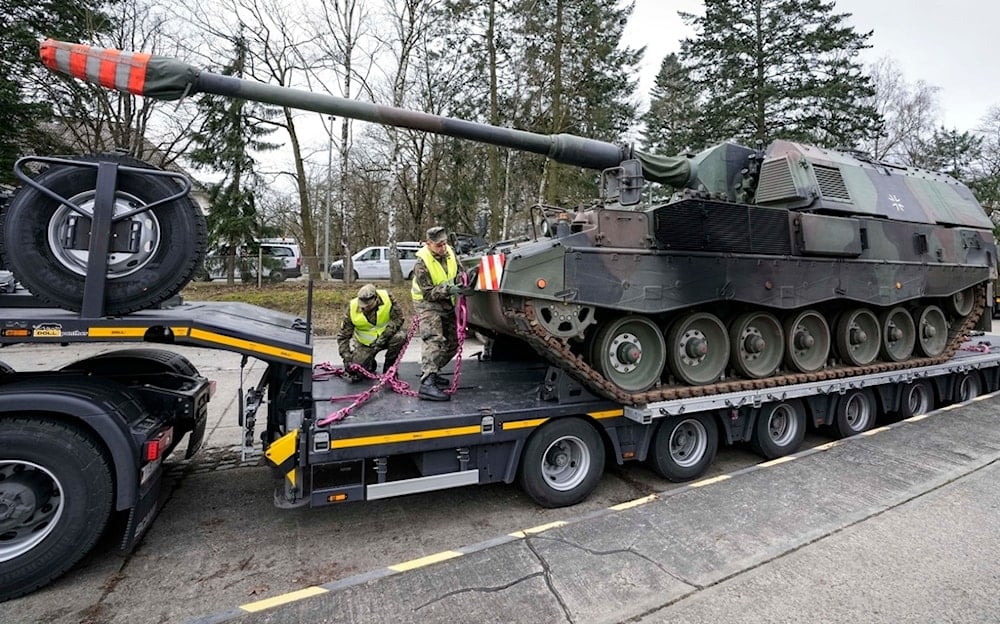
[684,336,708,359]
[743,334,766,354]
[0,479,41,530]
[850,327,868,345]
[795,330,815,350]
[615,341,642,366]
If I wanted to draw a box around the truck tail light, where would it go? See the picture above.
[143,427,174,462]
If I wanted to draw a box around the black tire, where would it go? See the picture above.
[646,413,718,482]
[518,418,605,508]
[60,348,199,377]
[898,380,934,419]
[750,400,806,459]
[953,372,982,403]
[0,154,206,315]
[269,269,286,283]
[829,389,876,438]
[0,417,114,601]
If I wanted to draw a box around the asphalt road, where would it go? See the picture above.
[1,328,998,623]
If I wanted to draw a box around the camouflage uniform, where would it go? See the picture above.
[411,243,459,382]
[337,287,407,375]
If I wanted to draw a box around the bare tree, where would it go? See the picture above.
[181,0,327,278]
[41,0,201,168]
[860,56,941,163]
[314,0,381,283]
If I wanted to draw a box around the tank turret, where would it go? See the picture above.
[37,40,998,404]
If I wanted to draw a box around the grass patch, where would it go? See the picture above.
[181,280,416,336]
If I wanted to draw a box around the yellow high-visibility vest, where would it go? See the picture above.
[411,245,457,301]
[349,289,391,345]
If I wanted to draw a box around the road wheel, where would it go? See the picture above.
[0,154,206,315]
[519,418,605,508]
[878,307,915,362]
[665,312,729,385]
[783,309,830,373]
[915,305,948,357]
[0,417,113,601]
[944,287,975,318]
[729,311,784,379]
[835,308,880,366]
[269,269,286,283]
[646,413,718,482]
[898,380,934,419]
[591,315,666,392]
[829,389,876,438]
[750,400,806,459]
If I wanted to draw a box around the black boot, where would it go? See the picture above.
[419,375,450,401]
[431,373,450,388]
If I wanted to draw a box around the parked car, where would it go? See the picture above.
[329,242,422,281]
[200,239,302,282]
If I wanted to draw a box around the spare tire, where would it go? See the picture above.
[0,154,206,315]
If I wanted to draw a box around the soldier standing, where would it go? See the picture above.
[337,283,406,379]
[411,226,467,400]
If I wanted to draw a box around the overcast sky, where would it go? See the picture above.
[623,0,1000,131]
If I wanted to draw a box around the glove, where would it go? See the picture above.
[371,338,387,350]
[446,283,471,296]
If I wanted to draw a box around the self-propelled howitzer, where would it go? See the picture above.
[36,40,998,404]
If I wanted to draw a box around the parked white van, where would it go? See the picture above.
[329,242,422,280]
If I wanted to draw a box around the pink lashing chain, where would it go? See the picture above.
[314,272,472,426]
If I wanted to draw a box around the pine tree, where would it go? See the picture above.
[641,53,702,156]
[188,36,280,284]
[914,127,983,182]
[517,0,643,204]
[679,0,880,149]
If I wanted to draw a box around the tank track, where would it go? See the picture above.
[506,285,987,406]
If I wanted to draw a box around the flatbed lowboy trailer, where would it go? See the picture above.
[2,291,1000,601]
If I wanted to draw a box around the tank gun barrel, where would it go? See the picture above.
[39,39,636,173]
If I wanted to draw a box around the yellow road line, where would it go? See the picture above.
[240,586,328,613]
[388,550,463,572]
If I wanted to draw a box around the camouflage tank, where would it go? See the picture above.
[36,40,998,403]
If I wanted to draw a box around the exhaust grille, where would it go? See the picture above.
[755,157,800,204]
[813,164,851,202]
[652,199,791,255]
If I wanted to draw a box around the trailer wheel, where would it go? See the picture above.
[750,400,806,459]
[0,417,113,602]
[646,414,718,482]
[519,418,605,508]
[953,373,982,403]
[898,381,934,419]
[829,389,876,438]
[0,154,206,315]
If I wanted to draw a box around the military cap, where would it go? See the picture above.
[426,226,447,243]
[357,283,378,302]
